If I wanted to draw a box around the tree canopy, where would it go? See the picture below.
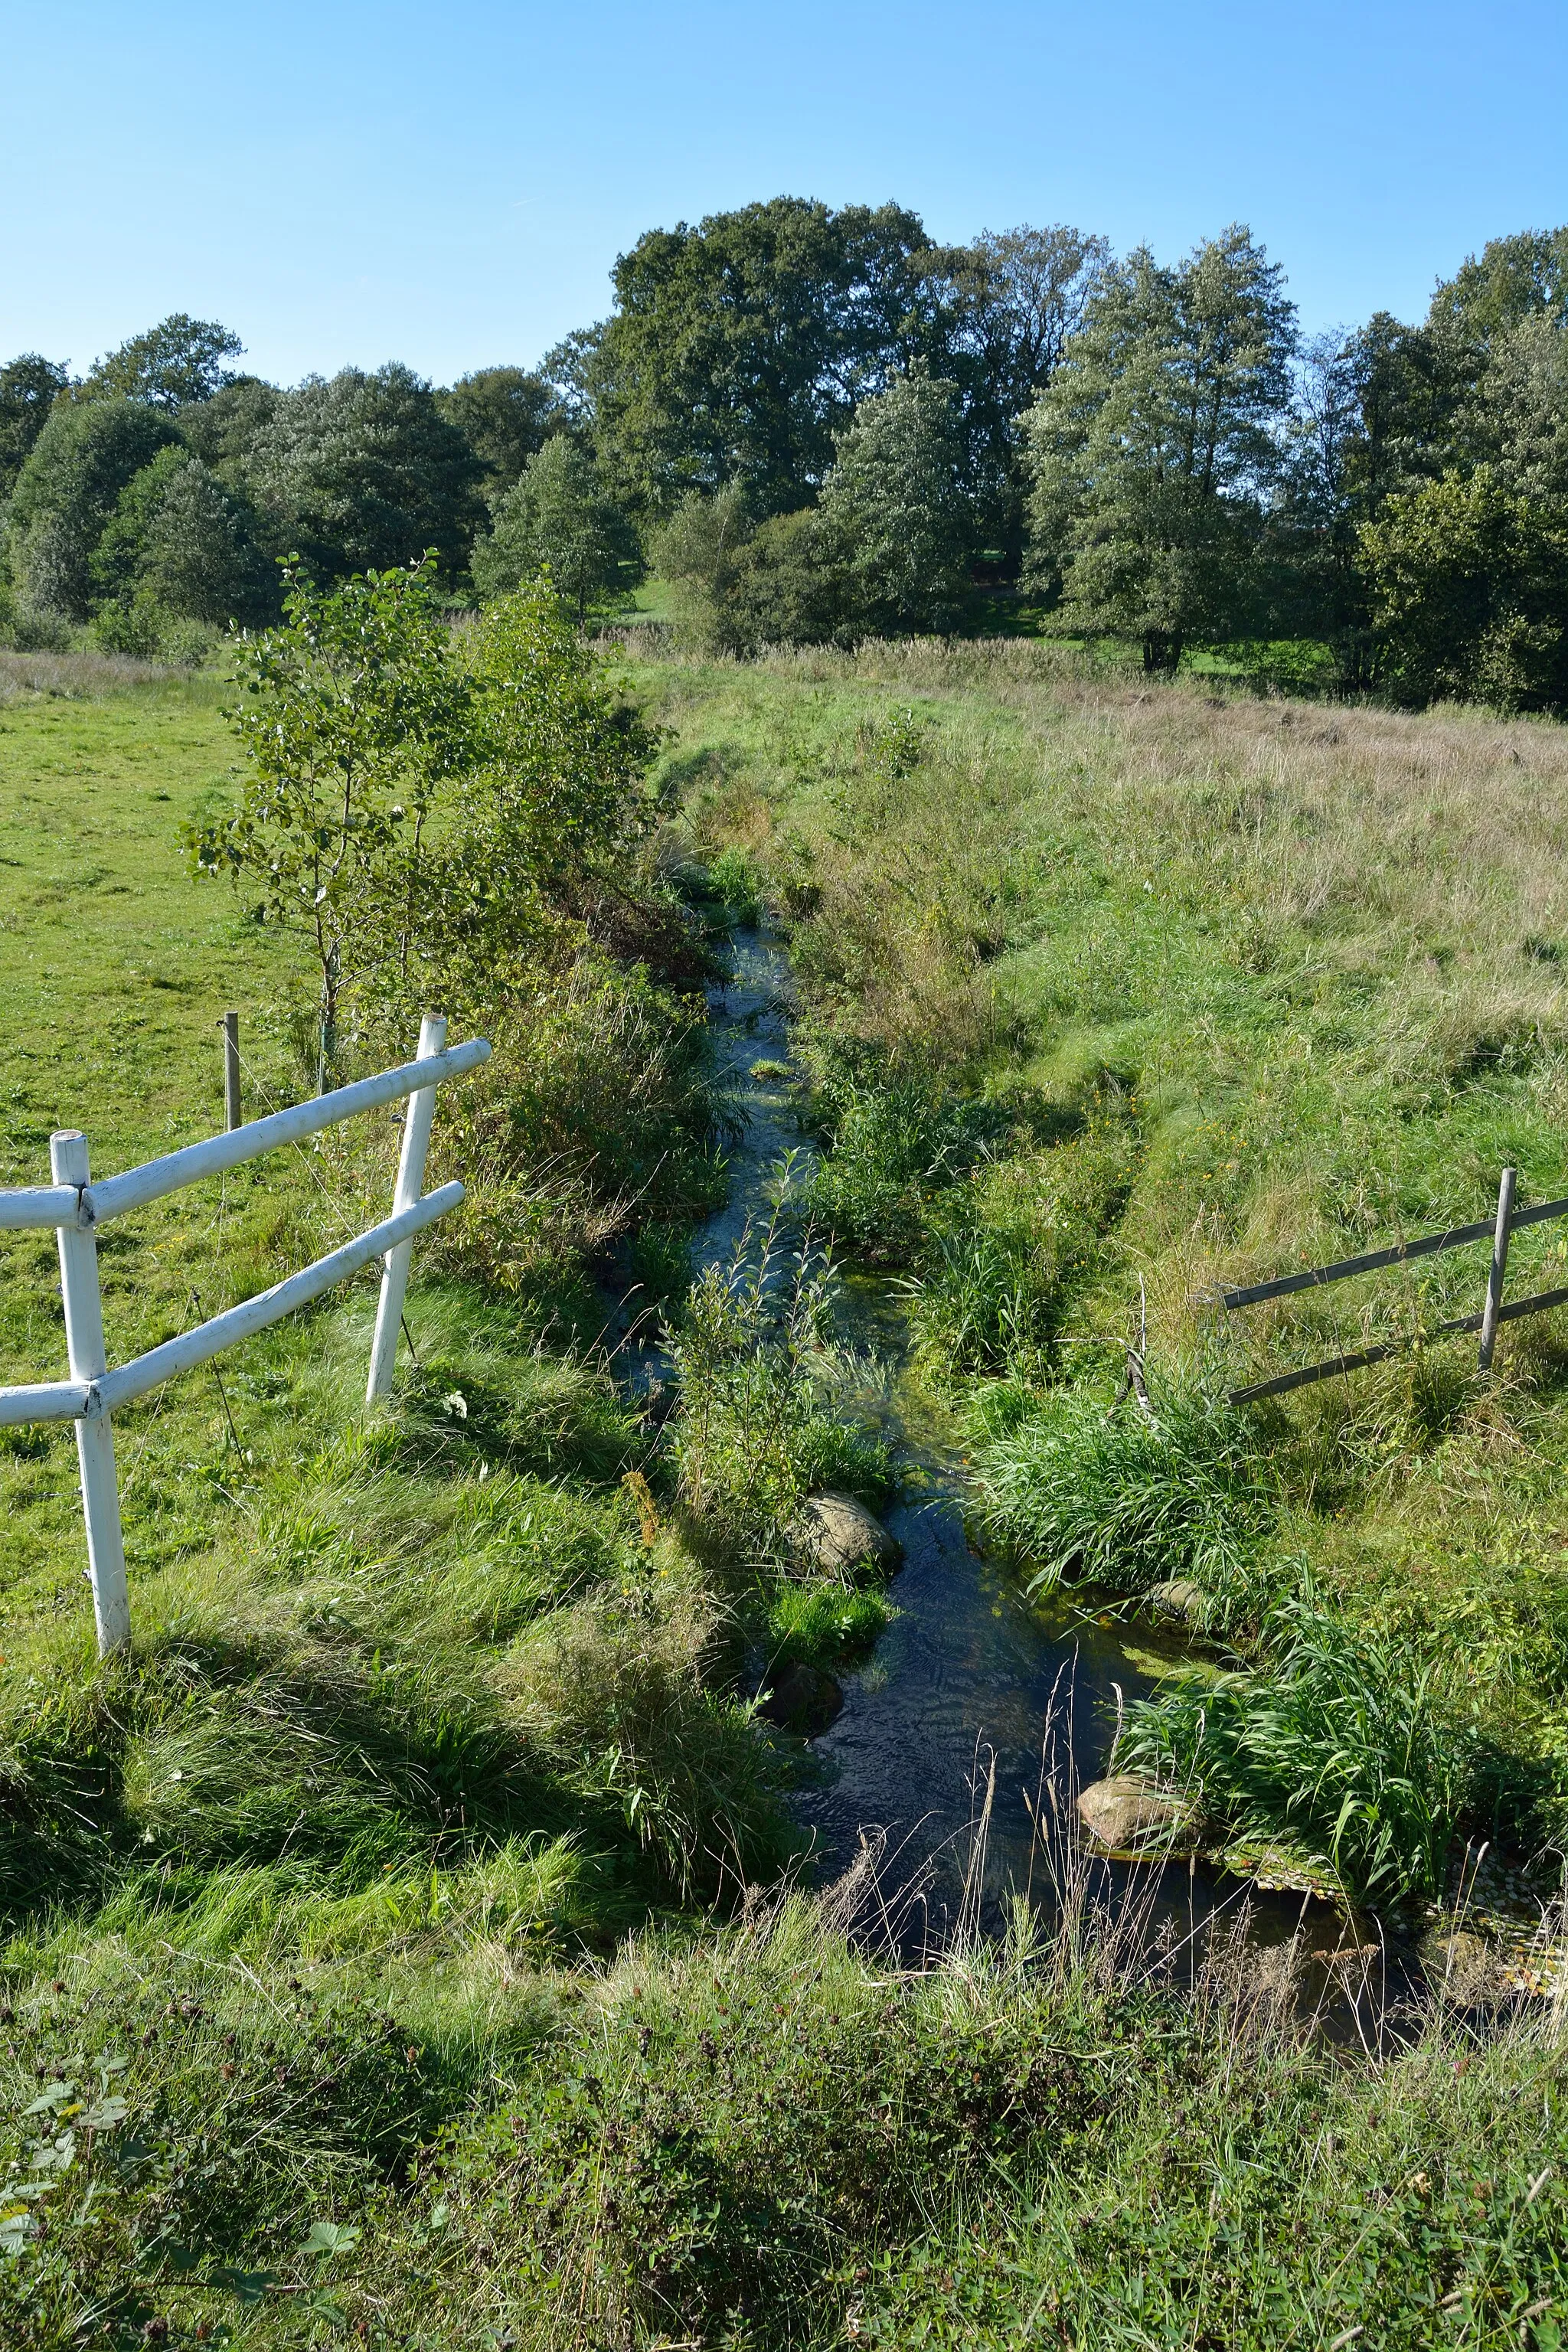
[4,207,1568,711]
[577,197,940,516]
[80,315,245,410]
[0,355,70,495]
[436,368,564,493]
[243,364,485,583]
[472,437,639,617]
[1024,227,1296,670]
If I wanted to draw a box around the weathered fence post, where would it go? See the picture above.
[223,1011,241,1133]
[366,1013,446,1402]
[51,1130,129,1655]
[1478,1166,1517,1372]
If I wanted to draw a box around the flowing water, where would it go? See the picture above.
[665,928,1391,2007]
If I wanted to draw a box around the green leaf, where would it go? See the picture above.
[301,2220,361,2258]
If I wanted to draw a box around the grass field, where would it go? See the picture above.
[643,639,1568,1891]
[3,643,1568,2347]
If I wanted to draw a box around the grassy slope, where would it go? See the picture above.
[642,640,1568,1867]
[0,652,1565,2347]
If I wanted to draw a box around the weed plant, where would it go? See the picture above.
[664,1217,894,1555]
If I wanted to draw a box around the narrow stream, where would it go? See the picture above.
[681,929,1382,2002]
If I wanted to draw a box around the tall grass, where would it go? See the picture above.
[6,1870,1565,2348]
[968,1379,1275,1610]
[665,1217,893,1553]
[1117,1599,1478,1901]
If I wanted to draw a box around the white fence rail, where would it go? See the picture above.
[0,1013,489,1655]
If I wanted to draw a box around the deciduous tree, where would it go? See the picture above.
[581,197,939,517]
[437,368,564,493]
[0,354,70,495]
[7,397,181,619]
[1024,226,1295,670]
[819,368,974,634]
[187,560,476,1083]
[244,364,485,584]
[80,315,243,410]
[472,438,638,618]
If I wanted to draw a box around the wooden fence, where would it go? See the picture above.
[1214,1168,1568,1404]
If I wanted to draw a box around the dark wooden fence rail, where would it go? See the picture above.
[1210,1171,1568,1404]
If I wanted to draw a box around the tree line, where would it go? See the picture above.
[2,200,1566,707]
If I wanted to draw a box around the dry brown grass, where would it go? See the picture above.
[0,646,196,699]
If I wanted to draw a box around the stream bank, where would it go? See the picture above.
[678,929,1391,1998]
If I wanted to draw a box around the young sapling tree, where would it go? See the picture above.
[187,556,475,1087]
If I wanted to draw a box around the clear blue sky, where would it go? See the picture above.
[5,0,1565,386]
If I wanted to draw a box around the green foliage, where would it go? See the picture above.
[1429,226,1568,351]
[648,481,754,645]
[472,437,639,618]
[436,364,564,492]
[177,373,283,473]
[243,363,485,583]
[1359,463,1568,711]
[1118,1599,1478,1900]
[819,367,975,634]
[766,1577,890,1668]
[1025,226,1295,669]
[88,446,273,645]
[6,396,181,621]
[724,505,851,650]
[795,1035,1011,1264]
[457,576,660,897]
[77,313,244,411]
[908,1129,1135,1377]
[0,353,69,496]
[969,1380,1274,1606]
[666,1223,893,1555]
[581,196,940,516]
[187,559,475,1073]
[926,224,1112,564]
[426,956,724,1294]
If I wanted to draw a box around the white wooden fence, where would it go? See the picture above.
[0,1013,488,1655]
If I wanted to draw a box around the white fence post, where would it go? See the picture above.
[51,1130,129,1656]
[366,1013,446,1402]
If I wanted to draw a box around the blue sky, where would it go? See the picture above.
[5,0,1565,386]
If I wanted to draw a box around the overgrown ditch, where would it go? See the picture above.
[667,926,1396,2008]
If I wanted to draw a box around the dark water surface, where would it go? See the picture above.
[671,930,1389,2007]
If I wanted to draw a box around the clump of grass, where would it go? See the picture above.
[765,1579,891,1671]
[665,1219,894,1557]
[969,1377,1275,1609]
[907,1127,1138,1377]
[792,1031,1011,1265]
[426,953,725,1300]
[498,1572,794,1898]
[1117,1599,1479,1901]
